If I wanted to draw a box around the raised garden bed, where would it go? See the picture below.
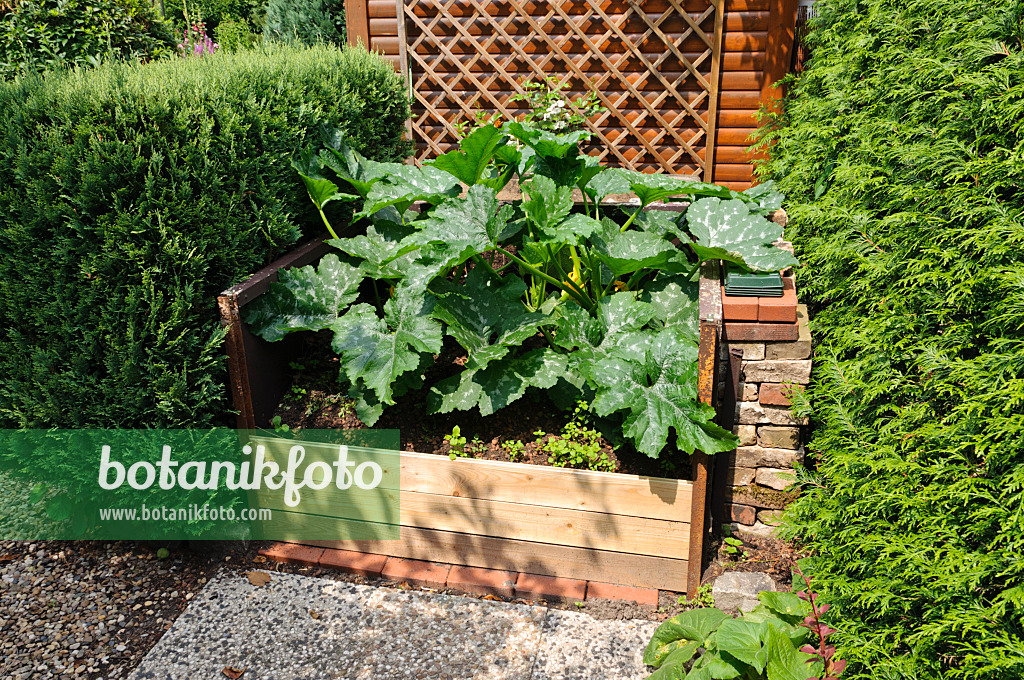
[217,122,793,595]
[220,245,725,594]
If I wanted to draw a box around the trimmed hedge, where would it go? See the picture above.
[758,2,1024,679]
[0,44,411,429]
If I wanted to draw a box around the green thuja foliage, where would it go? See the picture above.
[0,45,411,430]
[263,0,344,48]
[755,1,1024,679]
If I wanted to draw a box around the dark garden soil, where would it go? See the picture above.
[271,331,689,480]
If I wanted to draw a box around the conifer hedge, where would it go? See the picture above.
[0,44,411,429]
[759,2,1024,678]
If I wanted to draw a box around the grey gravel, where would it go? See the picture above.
[129,570,659,680]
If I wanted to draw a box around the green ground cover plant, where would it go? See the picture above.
[247,122,797,460]
[754,1,1024,678]
[0,0,176,78]
[0,44,410,433]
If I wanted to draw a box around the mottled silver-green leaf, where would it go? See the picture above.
[686,197,799,272]
[590,329,739,457]
[591,227,679,276]
[329,221,417,280]
[741,180,785,215]
[320,144,400,200]
[641,273,699,338]
[330,288,443,405]
[359,164,462,218]
[245,254,363,341]
[584,167,633,201]
[431,267,553,370]
[522,175,573,233]
[554,293,654,376]
[428,348,567,416]
[404,184,518,253]
[627,172,739,206]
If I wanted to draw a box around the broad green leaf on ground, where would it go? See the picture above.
[245,254,364,341]
[765,626,821,680]
[320,144,399,199]
[591,224,679,276]
[641,273,699,338]
[716,619,769,674]
[590,329,739,457]
[330,288,443,405]
[427,124,508,186]
[757,591,813,621]
[629,206,689,242]
[431,267,553,370]
[359,165,462,218]
[350,380,384,426]
[644,608,730,666]
[645,642,700,680]
[404,184,519,253]
[700,657,744,679]
[427,348,567,416]
[329,221,417,279]
[685,197,798,272]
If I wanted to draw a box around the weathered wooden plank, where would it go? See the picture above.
[259,488,690,558]
[399,451,692,521]
[299,523,691,591]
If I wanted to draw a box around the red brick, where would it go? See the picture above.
[725,322,799,342]
[319,549,388,578]
[515,573,586,602]
[257,542,324,567]
[585,581,658,606]
[381,558,450,588]
[722,287,759,321]
[727,503,757,525]
[758,278,797,323]
[446,565,517,598]
[759,383,804,406]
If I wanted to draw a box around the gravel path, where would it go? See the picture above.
[128,570,659,680]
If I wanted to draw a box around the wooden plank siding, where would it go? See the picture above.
[345,0,796,193]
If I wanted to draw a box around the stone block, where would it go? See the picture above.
[758,509,784,526]
[742,360,812,385]
[756,468,797,491]
[733,425,757,447]
[258,543,324,567]
[381,558,450,589]
[734,446,803,468]
[759,383,805,406]
[319,549,388,577]
[758,278,797,323]
[757,426,801,449]
[712,571,776,613]
[742,383,759,401]
[732,342,765,361]
[731,521,779,539]
[725,466,756,486]
[765,305,812,360]
[725,485,799,510]
[728,503,757,525]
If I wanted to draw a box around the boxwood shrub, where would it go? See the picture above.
[0,44,411,429]
[757,1,1024,678]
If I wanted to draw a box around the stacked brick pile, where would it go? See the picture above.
[720,240,812,537]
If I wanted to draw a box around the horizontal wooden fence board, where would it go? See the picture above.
[260,488,689,558]
[399,451,692,521]
[711,163,755,181]
[299,523,691,591]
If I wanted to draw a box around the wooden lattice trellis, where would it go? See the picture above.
[397,0,727,178]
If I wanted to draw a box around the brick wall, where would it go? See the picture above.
[719,225,812,537]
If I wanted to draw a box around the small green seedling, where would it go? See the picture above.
[445,425,468,460]
[157,548,170,560]
[271,415,290,433]
[677,583,714,608]
[501,439,525,462]
[722,536,743,555]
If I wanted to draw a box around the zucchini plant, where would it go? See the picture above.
[246,122,797,459]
